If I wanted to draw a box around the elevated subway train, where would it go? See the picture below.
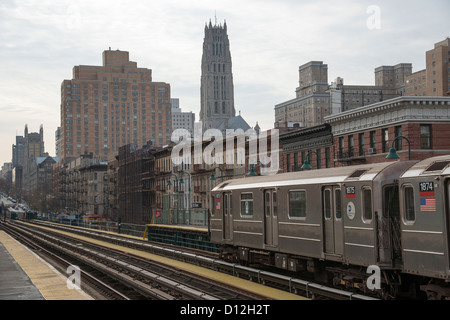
[210,155,450,299]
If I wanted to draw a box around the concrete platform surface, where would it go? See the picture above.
[0,230,92,300]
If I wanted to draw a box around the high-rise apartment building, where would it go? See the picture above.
[200,20,236,131]
[60,49,172,163]
[405,38,450,97]
[171,98,195,136]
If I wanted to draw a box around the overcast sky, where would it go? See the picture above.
[0,0,449,167]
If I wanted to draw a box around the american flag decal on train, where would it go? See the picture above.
[420,198,436,212]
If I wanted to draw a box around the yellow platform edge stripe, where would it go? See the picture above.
[0,230,92,300]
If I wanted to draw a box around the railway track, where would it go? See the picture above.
[15,219,378,300]
[1,220,266,300]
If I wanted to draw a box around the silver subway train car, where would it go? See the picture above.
[210,155,450,299]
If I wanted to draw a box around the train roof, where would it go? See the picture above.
[213,160,415,191]
[401,155,450,178]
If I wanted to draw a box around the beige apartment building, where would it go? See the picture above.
[60,49,172,163]
[275,61,330,128]
[405,38,450,96]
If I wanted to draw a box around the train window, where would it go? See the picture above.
[404,186,415,222]
[229,194,232,215]
[240,193,253,216]
[273,192,278,217]
[324,189,332,219]
[211,196,215,216]
[289,190,307,218]
[224,194,228,216]
[335,189,342,219]
[362,188,373,222]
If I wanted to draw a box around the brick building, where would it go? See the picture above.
[279,124,333,172]
[325,96,450,165]
[117,142,156,225]
[60,49,172,164]
[104,154,119,222]
[405,38,450,97]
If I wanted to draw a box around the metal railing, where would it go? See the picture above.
[151,208,208,226]
[46,217,146,238]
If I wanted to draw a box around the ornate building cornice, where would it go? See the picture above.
[325,97,450,136]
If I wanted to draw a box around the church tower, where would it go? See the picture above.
[200,19,235,131]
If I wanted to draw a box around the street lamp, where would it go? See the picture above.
[178,171,192,210]
[166,173,179,224]
[386,135,411,160]
[248,159,264,176]
[167,173,179,190]
[301,150,319,170]
[210,166,224,182]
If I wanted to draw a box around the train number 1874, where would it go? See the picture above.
[419,182,434,192]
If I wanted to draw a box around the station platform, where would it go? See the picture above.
[0,230,92,300]
[24,222,307,300]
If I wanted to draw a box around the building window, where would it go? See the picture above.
[394,126,402,150]
[286,153,290,172]
[291,152,297,171]
[370,131,376,153]
[325,147,331,168]
[316,148,321,169]
[348,135,354,157]
[420,125,432,149]
[382,128,389,153]
[359,133,365,156]
[339,137,344,158]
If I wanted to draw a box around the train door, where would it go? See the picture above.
[447,180,450,269]
[222,193,233,240]
[383,186,402,266]
[264,189,278,247]
[323,186,343,255]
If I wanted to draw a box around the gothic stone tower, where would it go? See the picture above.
[200,20,235,131]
